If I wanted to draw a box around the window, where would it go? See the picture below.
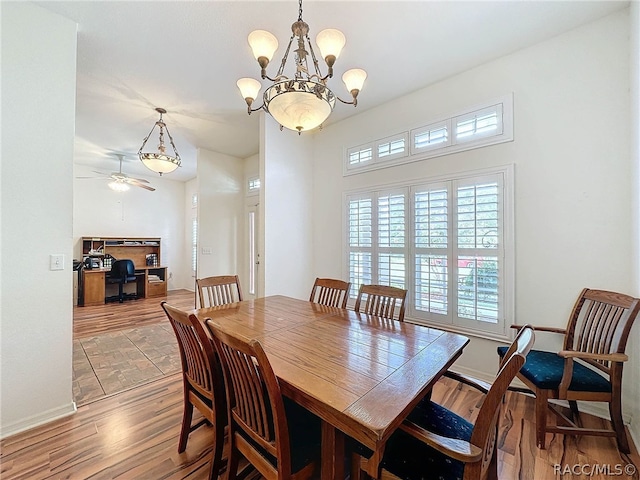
[346,166,513,339]
[454,104,503,144]
[248,176,261,195]
[192,194,198,276]
[346,133,408,173]
[345,94,513,175]
[348,144,374,167]
[412,121,450,154]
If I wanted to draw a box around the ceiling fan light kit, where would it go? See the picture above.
[237,0,367,134]
[79,154,156,192]
[138,107,182,175]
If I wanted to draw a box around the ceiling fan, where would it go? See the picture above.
[78,154,155,192]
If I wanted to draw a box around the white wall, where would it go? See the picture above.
[629,0,640,448]
[73,164,188,290]
[263,116,314,299]
[1,3,77,438]
[196,148,244,279]
[312,10,633,414]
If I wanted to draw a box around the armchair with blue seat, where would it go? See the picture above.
[498,288,640,454]
[106,259,138,303]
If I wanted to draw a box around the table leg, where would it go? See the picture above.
[321,421,345,480]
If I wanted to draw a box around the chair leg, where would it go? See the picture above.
[226,435,240,480]
[535,390,549,449]
[568,400,582,428]
[350,453,364,480]
[178,392,193,453]
[609,393,630,454]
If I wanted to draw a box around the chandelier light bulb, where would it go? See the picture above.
[237,78,262,103]
[248,30,279,63]
[342,68,367,93]
[316,29,346,65]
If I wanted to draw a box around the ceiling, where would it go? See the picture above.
[37,0,628,182]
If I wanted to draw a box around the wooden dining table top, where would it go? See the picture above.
[192,295,469,478]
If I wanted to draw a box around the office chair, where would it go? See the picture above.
[106,259,137,303]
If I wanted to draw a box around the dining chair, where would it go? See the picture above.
[309,277,351,308]
[354,284,408,321]
[353,325,535,480]
[498,288,640,453]
[206,321,322,480]
[161,302,227,480]
[196,275,243,308]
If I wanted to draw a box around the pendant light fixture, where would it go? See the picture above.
[237,0,367,134]
[138,107,181,175]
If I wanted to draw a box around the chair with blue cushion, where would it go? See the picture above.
[498,288,640,454]
[206,320,322,480]
[352,325,534,480]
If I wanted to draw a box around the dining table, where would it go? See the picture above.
[192,295,469,479]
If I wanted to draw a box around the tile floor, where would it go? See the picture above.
[72,323,181,405]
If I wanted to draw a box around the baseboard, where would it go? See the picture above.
[0,401,77,440]
[629,418,640,452]
[450,365,632,424]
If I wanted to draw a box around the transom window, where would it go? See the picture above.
[345,95,513,176]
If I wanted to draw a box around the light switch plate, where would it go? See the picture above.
[50,254,65,271]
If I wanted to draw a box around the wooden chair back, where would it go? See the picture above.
[564,288,639,377]
[207,324,293,479]
[196,275,243,308]
[465,326,534,479]
[309,277,351,308]
[354,284,407,321]
[161,302,226,478]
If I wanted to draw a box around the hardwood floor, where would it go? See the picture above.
[1,292,638,479]
[73,289,195,337]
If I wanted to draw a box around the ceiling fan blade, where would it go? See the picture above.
[126,178,155,191]
[134,183,156,192]
[92,170,110,176]
[129,177,150,183]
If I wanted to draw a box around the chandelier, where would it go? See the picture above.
[237,0,367,133]
[138,107,181,175]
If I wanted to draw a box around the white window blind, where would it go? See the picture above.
[348,196,373,294]
[412,122,450,154]
[377,192,406,289]
[346,167,512,338]
[454,104,503,143]
[348,145,374,166]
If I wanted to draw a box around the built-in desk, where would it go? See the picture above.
[81,266,168,306]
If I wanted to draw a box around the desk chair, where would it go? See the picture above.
[106,259,137,303]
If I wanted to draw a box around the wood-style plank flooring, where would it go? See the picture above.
[1,291,638,479]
